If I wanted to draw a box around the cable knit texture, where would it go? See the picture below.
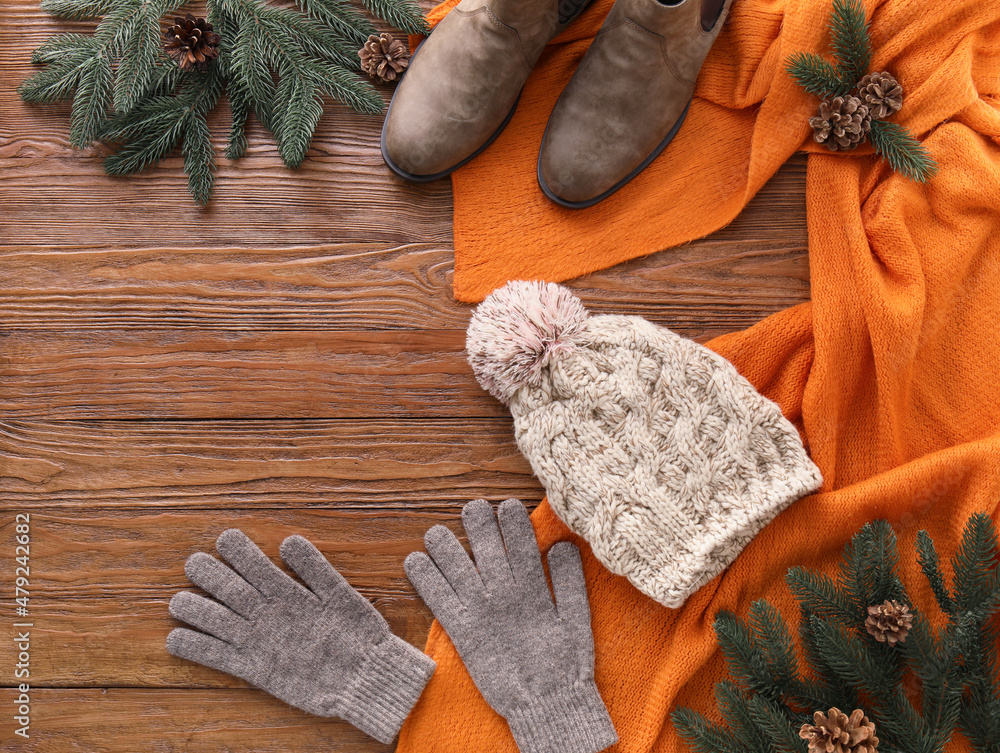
[468,281,823,608]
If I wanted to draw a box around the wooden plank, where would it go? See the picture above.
[0,235,807,331]
[0,596,432,688]
[0,151,453,248]
[0,508,463,685]
[0,311,817,419]
[0,328,489,419]
[0,507,467,597]
[4,688,396,752]
[0,418,540,508]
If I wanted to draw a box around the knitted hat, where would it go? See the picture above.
[466,281,823,609]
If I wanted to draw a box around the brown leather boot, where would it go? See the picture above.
[382,0,595,182]
[537,0,733,207]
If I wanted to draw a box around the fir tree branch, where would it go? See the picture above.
[19,36,101,104]
[715,610,780,699]
[182,107,216,205]
[838,520,907,611]
[785,52,850,97]
[786,567,861,626]
[111,0,181,112]
[219,0,380,168]
[41,0,116,20]
[952,516,1000,753]
[359,0,428,35]
[960,613,1000,753]
[263,3,364,71]
[69,53,114,147]
[744,695,807,753]
[675,514,1000,753]
[26,0,421,202]
[672,707,751,753]
[101,66,223,203]
[272,62,327,168]
[102,100,191,173]
[810,616,888,695]
[951,512,1000,612]
[293,0,376,49]
[22,0,183,147]
[916,531,956,616]
[868,120,938,183]
[715,682,773,753]
[29,33,97,65]
[829,0,871,87]
[313,60,383,113]
[748,601,799,691]
[209,5,251,159]
[811,615,938,753]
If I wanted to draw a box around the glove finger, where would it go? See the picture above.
[547,542,596,668]
[423,525,483,605]
[215,529,303,599]
[169,590,250,645]
[404,551,464,626]
[167,627,240,675]
[497,499,549,599]
[461,499,515,592]
[279,535,382,625]
[185,552,262,619]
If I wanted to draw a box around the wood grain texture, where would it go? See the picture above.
[0,419,539,508]
[9,689,396,752]
[0,596,433,688]
[0,508,460,685]
[0,329,490,419]
[0,235,807,331]
[0,0,810,748]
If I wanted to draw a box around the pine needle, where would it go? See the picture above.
[359,0,428,35]
[672,707,750,753]
[20,37,101,103]
[868,120,939,183]
[785,52,850,97]
[41,0,115,20]
[293,0,376,52]
[182,109,216,205]
[69,53,113,147]
[829,0,871,87]
[916,530,955,615]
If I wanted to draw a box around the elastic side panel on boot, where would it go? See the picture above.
[700,0,726,31]
[559,0,594,26]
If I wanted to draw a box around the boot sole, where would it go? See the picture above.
[537,98,692,209]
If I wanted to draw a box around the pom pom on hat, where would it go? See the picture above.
[467,280,589,404]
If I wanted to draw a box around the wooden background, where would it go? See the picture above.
[0,1,810,749]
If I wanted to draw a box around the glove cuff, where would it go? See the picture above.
[504,681,617,753]
[337,634,436,744]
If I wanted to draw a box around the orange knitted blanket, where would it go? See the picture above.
[396,0,1000,750]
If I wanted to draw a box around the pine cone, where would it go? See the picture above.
[857,71,903,119]
[865,599,913,646]
[164,14,221,72]
[800,708,879,753]
[359,33,409,84]
[809,96,871,151]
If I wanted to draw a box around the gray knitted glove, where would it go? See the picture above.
[167,529,435,743]
[404,499,617,753]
